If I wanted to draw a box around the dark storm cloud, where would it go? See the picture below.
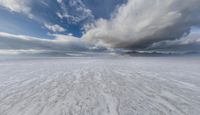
[148,30,200,52]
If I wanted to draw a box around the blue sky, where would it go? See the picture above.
[0,0,200,56]
[0,0,126,38]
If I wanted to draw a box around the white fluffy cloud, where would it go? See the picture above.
[83,0,200,50]
[0,0,31,14]
[44,24,66,32]
[57,0,94,24]
[57,0,63,4]
[0,0,67,34]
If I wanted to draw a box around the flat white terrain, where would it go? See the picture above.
[0,57,200,115]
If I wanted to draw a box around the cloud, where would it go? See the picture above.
[0,49,47,56]
[148,30,200,51]
[83,0,200,51]
[1,0,200,55]
[57,0,63,4]
[0,32,92,55]
[57,0,94,24]
[82,0,127,19]
[0,0,31,16]
[44,24,66,32]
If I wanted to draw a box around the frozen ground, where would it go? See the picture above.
[0,56,200,115]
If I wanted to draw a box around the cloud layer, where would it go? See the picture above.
[0,32,92,55]
[0,0,200,55]
[149,30,200,52]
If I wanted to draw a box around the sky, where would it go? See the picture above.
[0,0,200,56]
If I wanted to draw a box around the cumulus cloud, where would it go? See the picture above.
[83,0,200,51]
[44,24,66,32]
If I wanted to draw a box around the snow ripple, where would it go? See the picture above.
[0,57,200,115]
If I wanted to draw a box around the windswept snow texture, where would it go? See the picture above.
[0,57,200,115]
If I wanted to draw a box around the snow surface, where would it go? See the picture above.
[0,57,200,115]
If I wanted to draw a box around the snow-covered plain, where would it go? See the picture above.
[0,57,200,115]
